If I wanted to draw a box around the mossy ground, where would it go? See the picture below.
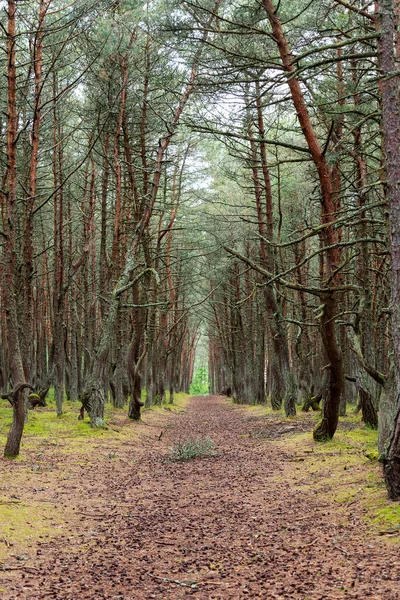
[1,394,398,570]
[2,394,400,598]
[0,389,190,449]
[0,390,190,563]
[234,401,400,539]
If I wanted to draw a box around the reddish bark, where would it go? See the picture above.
[21,0,48,381]
[262,1,341,271]
[262,0,344,439]
[2,1,30,457]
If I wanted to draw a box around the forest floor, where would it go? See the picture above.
[1,395,400,599]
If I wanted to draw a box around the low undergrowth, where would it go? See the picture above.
[169,436,215,461]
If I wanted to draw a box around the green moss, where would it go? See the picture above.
[260,410,399,538]
[0,391,191,457]
[334,489,358,503]
[373,505,400,528]
[142,392,190,414]
[0,499,65,561]
[0,390,192,559]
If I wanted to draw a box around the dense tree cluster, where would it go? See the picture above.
[1,0,400,498]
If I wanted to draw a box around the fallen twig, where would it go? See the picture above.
[0,566,38,572]
[107,426,123,434]
[148,573,198,589]
[346,499,359,507]
[76,512,109,518]
[334,545,349,556]
[1,536,12,547]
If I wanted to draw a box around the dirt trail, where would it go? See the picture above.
[2,396,400,599]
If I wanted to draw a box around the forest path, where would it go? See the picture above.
[2,395,400,599]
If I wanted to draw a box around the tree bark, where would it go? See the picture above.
[86,10,220,425]
[377,0,400,499]
[21,0,47,382]
[247,89,294,414]
[2,1,30,457]
[262,0,344,438]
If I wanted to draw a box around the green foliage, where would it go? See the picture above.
[190,366,209,396]
[169,436,215,461]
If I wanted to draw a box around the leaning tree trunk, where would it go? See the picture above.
[377,0,400,499]
[378,374,397,455]
[263,0,344,437]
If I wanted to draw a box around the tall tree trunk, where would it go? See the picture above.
[21,0,47,382]
[247,88,295,414]
[262,0,344,439]
[51,71,65,417]
[2,1,30,457]
[377,0,400,499]
[99,131,110,317]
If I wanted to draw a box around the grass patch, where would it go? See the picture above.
[0,498,65,562]
[169,436,215,461]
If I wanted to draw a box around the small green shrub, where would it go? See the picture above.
[170,436,215,461]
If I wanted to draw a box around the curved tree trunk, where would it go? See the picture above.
[313,294,344,440]
[127,282,145,420]
[263,0,344,436]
